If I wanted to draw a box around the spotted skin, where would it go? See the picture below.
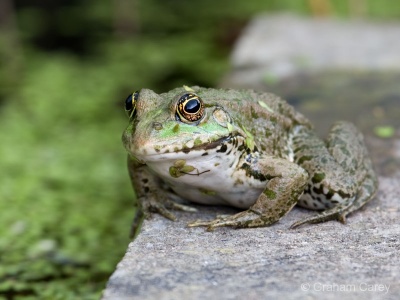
[122,86,378,234]
[290,121,378,228]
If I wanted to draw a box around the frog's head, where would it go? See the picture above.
[122,86,239,163]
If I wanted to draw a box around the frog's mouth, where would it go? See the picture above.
[179,136,232,154]
[136,134,241,162]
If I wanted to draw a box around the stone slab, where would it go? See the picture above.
[102,174,400,300]
[222,14,400,88]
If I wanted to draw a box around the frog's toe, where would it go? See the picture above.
[338,214,347,224]
[142,198,177,221]
[142,196,198,222]
[166,200,198,213]
[289,203,350,229]
[188,217,239,231]
[188,210,263,230]
[187,219,220,231]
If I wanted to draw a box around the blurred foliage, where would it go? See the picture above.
[1,0,400,299]
[0,54,134,299]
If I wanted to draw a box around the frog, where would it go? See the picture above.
[122,86,378,234]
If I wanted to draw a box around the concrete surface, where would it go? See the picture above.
[222,14,400,88]
[102,174,399,300]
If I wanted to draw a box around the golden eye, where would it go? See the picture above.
[176,93,204,124]
[125,91,139,118]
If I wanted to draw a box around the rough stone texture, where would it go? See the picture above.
[221,14,400,88]
[102,15,400,300]
[102,173,399,300]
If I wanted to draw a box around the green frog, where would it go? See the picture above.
[122,86,378,232]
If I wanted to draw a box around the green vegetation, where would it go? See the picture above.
[0,55,134,299]
[1,0,400,299]
[374,125,395,138]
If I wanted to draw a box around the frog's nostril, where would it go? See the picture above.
[152,122,163,131]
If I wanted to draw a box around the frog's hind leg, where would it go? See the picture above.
[337,170,377,220]
[290,121,378,229]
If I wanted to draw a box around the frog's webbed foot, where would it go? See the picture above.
[289,202,351,229]
[130,195,197,238]
[142,195,197,221]
[188,210,262,231]
[290,172,378,229]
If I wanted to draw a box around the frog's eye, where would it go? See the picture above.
[176,93,204,124]
[125,91,139,118]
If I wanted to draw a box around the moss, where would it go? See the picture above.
[0,56,133,299]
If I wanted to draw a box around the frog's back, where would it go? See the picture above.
[235,89,311,128]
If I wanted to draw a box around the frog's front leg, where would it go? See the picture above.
[128,156,197,237]
[188,157,308,230]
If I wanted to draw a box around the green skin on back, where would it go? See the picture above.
[122,86,378,232]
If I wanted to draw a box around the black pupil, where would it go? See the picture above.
[185,99,200,113]
[125,94,133,111]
